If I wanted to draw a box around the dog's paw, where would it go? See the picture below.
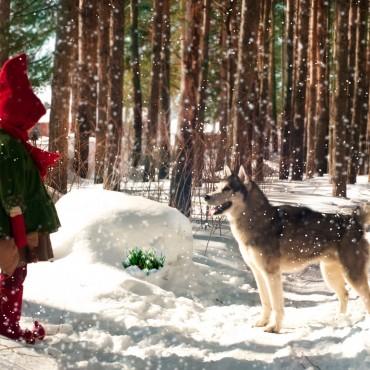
[254,318,269,327]
[263,323,281,333]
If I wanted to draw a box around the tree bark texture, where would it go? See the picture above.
[75,0,98,179]
[130,0,143,169]
[332,0,350,197]
[169,0,202,217]
[158,0,171,179]
[279,0,295,179]
[216,0,239,170]
[95,1,110,183]
[291,0,309,181]
[232,0,260,175]
[305,0,318,178]
[144,0,164,181]
[104,0,124,191]
[315,0,330,176]
[49,0,78,193]
[194,0,211,185]
[349,0,369,182]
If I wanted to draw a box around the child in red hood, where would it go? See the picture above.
[0,54,61,344]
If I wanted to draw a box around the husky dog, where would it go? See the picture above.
[204,166,370,333]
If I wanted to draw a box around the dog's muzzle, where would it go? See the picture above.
[212,201,232,215]
[204,194,232,215]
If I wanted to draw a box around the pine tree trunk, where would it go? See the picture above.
[144,0,163,181]
[346,2,357,146]
[226,0,240,167]
[315,0,329,176]
[169,0,202,217]
[269,0,278,155]
[332,0,350,197]
[49,0,77,193]
[0,0,10,66]
[216,5,229,171]
[104,0,124,191]
[131,0,143,169]
[216,0,238,170]
[95,1,110,184]
[232,0,260,175]
[368,16,370,182]
[75,0,98,179]
[194,0,211,186]
[291,0,309,181]
[279,0,295,179]
[70,3,79,135]
[349,0,368,182]
[305,0,318,178]
[158,0,171,179]
[256,0,272,181]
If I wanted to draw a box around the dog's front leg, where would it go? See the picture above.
[263,271,284,333]
[249,265,272,327]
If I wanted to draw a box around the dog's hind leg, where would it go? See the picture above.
[320,261,348,314]
[249,266,272,327]
[345,273,370,313]
[339,239,370,313]
[263,271,284,333]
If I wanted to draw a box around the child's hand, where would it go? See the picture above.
[26,232,39,248]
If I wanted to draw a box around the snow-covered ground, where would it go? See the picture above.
[1,176,370,369]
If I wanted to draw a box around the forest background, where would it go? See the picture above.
[0,0,368,217]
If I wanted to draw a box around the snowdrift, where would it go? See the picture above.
[51,188,193,266]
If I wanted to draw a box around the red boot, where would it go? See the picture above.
[32,321,45,340]
[0,266,42,344]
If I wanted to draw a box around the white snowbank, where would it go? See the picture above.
[52,188,193,266]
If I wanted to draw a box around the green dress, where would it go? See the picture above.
[0,129,61,239]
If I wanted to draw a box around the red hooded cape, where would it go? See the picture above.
[0,53,59,179]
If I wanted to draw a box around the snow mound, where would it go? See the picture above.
[51,188,193,267]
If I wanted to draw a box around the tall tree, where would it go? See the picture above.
[346,1,357,140]
[144,0,164,181]
[131,0,143,169]
[70,9,79,139]
[291,0,309,181]
[268,0,278,155]
[49,0,78,193]
[194,0,211,185]
[0,0,10,66]
[332,0,350,197]
[349,0,369,183]
[74,0,98,178]
[315,0,330,176]
[216,0,239,170]
[305,0,318,178]
[104,0,125,191]
[256,0,273,182]
[158,0,171,179]
[169,0,202,216]
[95,1,111,183]
[279,0,295,179]
[232,0,260,175]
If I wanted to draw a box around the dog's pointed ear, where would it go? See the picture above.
[238,165,247,182]
[224,165,232,177]
[238,165,252,184]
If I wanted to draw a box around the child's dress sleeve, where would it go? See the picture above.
[0,145,26,215]
[0,143,27,248]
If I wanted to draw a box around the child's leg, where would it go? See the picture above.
[0,265,27,339]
